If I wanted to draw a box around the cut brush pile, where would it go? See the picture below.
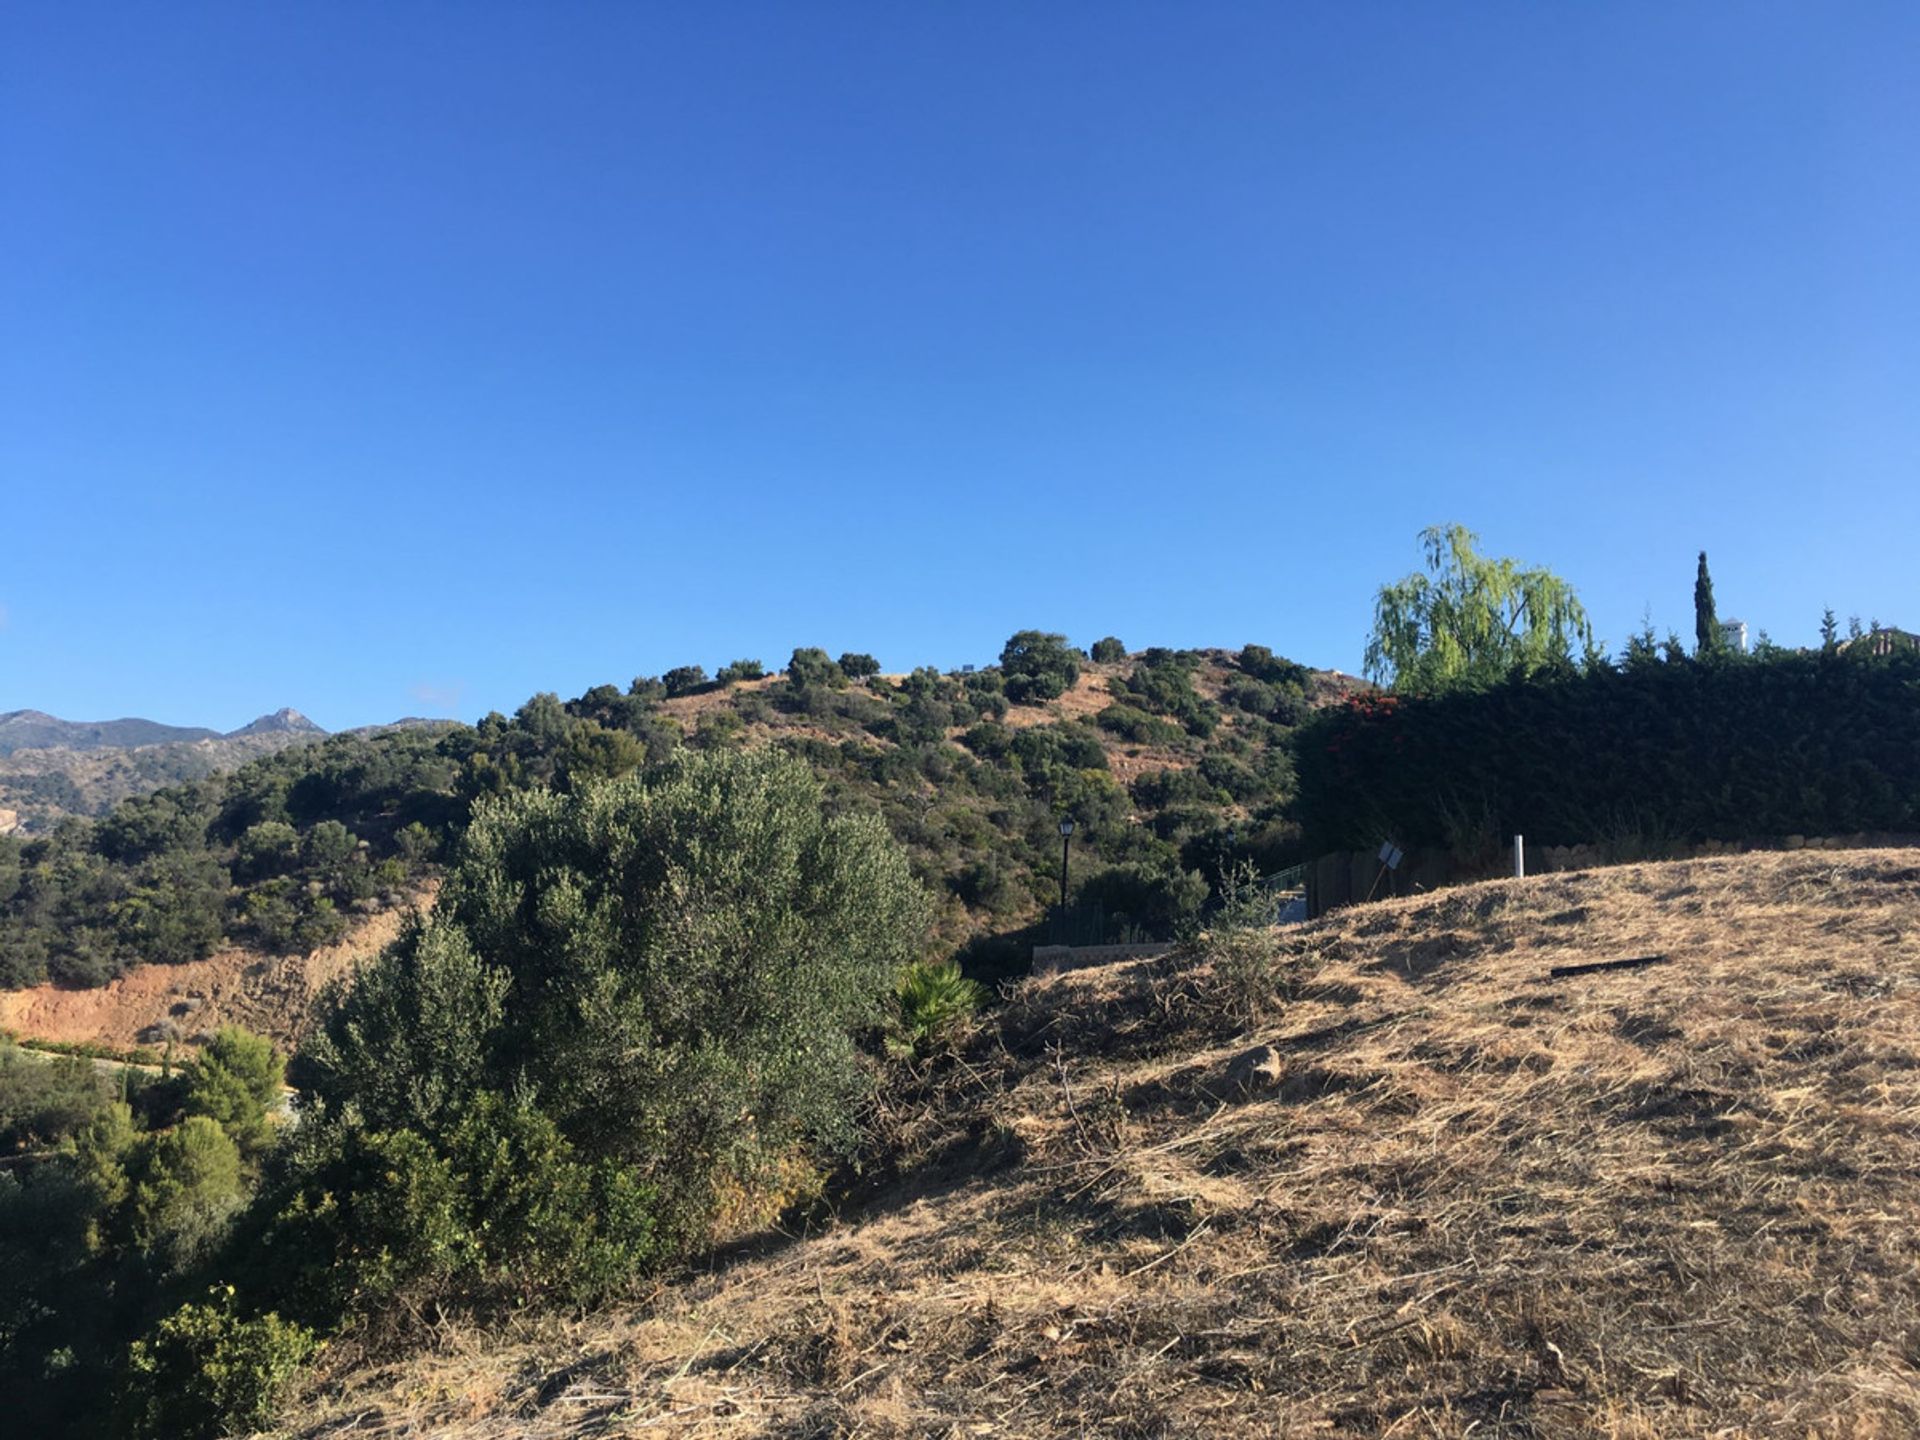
[271,849,1920,1438]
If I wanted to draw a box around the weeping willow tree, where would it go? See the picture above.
[1364,524,1593,692]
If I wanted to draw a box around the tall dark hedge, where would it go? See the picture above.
[1295,650,1920,854]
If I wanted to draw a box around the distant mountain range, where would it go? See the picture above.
[0,707,451,834]
[0,707,326,757]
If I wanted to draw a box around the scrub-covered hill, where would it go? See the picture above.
[0,638,1357,998]
[271,848,1920,1438]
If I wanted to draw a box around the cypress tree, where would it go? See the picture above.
[1694,551,1721,657]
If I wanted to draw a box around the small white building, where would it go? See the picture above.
[1719,619,1749,654]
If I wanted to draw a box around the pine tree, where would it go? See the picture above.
[1821,608,1839,652]
[1694,551,1722,658]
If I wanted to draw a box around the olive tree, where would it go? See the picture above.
[301,747,931,1255]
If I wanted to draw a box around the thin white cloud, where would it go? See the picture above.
[409,680,466,715]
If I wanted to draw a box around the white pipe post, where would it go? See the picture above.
[1513,834,1526,878]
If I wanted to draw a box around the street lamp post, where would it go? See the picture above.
[1058,817,1075,911]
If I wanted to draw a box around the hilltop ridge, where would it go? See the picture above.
[0,709,222,755]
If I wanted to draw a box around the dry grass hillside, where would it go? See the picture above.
[267,849,1920,1438]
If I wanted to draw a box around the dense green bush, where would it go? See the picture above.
[838,651,881,678]
[1074,861,1209,938]
[662,665,710,697]
[1237,644,1309,688]
[1090,636,1127,663]
[1114,649,1218,736]
[259,1095,658,1317]
[716,658,765,684]
[1000,630,1081,704]
[301,748,931,1267]
[185,1027,284,1159]
[786,646,847,691]
[124,1288,316,1440]
[0,1043,108,1152]
[1097,703,1183,746]
[125,1116,246,1273]
[1297,649,1920,853]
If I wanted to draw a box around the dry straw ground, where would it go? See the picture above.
[270,850,1920,1438]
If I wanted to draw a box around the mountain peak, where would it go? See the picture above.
[226,708,326,738]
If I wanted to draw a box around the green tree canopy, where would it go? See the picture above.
[185,1028,285,1158]
[1000,630,1081,704]
[302,746,930,1250]
[785,647,846,691]
[1694,550,1723,658]
[1363,524,1592,691]
[128,1116,244,1271]
[662,665,709,697]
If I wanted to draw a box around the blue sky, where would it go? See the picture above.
[4,4,1916,730]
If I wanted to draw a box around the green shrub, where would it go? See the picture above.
[294,917,504,1135]
[662,665,709,697]
[1090,636,1127,663]
[786,647,846,691]
[293,897,348,954]
[558,721,646,787]
[1203,861,1302,1022]
[0,1042,109,1152]
[1131,766,1226,810]
[1237,644,1308,688]
[1000,631,1081,705]
[1221,675,1276,716]
[1009,723,1107,777]
[1115,651,1218,736]
[261,1096,657,1317]
[235,822,299,882]
[1074,862,1209,940]
[127,1116,245,1273]
[124,1287,316,1440]
[111,851,227,965]
[185,1028,284,1159]
[838,652,881,679]
[301,820,356,871]
[892,960,987,1056]
[241,880,299,952]
[1198,754,1267,803]
[693,709,747,750]
[959,722,1012,761]
[716,658,765,684]
[302,748,931,1263]
[1097,703,1182,746]
[1296,650,1920,852]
